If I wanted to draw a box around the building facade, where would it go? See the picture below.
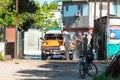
[56,0,120,33]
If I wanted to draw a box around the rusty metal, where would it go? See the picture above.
[16,0,18,25]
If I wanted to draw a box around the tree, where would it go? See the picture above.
[43,1,48,6]
[32,1,58,29]
[0,0,58,41]
[0,0,15,27]
[0,0,57,30]
[0,0,13,12]
[0,0,15,41]
[49,1,57,10]
[0,0,39,30]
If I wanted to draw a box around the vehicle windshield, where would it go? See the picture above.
[45,34,63,40]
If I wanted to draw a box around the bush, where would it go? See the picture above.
[0,51,4,61]
[93,72,120,80]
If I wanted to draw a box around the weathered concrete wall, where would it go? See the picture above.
[24,29,42,60]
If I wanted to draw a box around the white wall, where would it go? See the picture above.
[89,2,94,28]
[24,29,42,59]
[0,42,5,58]
[117,0,120,16]
[50,10,62,18]
[89,1,116,28]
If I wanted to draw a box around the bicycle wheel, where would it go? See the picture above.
[87,62,98,77]
[79,63,86,79]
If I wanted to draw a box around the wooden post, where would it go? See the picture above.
[94,0,96,20]
[15,0,18,59]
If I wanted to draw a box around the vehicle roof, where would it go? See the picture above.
[46,30,61,34]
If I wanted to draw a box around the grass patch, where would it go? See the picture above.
[93,72,120,80]
[0,51,4,61]
[15,61,19,64]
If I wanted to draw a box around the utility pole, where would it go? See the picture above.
[15,0,18,59]
[100,0,102,18]
[107,0,110,22]
[99,0,102,31]
[106,0,110,59]
[94,0,96,20]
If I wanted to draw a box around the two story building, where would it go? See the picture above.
[56,0,120,33]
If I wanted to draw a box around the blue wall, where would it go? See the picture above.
[63,4,88,17]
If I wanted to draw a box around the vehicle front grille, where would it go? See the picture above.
[41,47,60,51]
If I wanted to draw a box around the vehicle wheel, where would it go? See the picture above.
[87,62,98,77]
[42,53,48,60]
[79,63,86,79]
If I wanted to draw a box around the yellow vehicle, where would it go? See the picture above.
[41,30,74,60]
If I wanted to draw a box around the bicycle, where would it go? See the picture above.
[105,50,120,77]
[77,52,98,79]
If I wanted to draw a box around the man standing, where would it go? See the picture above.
[61,30,70,60]
[73,31,83,60]
[87,30,93,51]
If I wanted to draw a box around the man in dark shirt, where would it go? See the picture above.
[61,30,70,60]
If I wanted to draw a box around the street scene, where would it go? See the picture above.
[0,0,120,80]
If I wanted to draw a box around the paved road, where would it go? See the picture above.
[0,60,108,80]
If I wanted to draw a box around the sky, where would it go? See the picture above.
[37,0,54,6]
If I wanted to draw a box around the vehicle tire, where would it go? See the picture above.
[42,53,48,60]
[87,62,98,77]
[79,63,86,79]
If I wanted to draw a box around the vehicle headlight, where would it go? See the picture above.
[43,42,47,45]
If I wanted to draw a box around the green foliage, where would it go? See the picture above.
[0,0,58,31]
[0,51,4,61]
[0,34,3,42]
[93,72,120,80]
[0,0,13,12]
[33,1,58,29]
[49,1,57,10]
[0,0,14,28]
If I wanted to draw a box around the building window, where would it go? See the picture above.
[78,5,81,10]
[66,6,68,11]
[82,3,88,16]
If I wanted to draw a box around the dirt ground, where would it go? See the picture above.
[0,59,108,80]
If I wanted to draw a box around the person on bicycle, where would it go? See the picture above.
[83,34,88,55]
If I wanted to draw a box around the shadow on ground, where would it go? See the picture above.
[16,61,80,80]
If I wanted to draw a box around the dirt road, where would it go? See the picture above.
[0,60,108,80]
